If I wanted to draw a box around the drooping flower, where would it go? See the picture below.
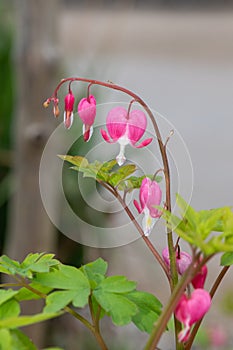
[191,264,208,289]
[100,106,152,166]
[162,247,192,275]
[175,289,211,343]
[64,91,75,129]
[78,95,96,142]
[133,177,162,236]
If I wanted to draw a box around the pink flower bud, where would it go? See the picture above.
[162,247,192,275]
[191,264,208,289]
[64,91,75,129]
[78,95,96,142]
[101,106,152,165]
[134,177,162,236]
[175,289,211,342]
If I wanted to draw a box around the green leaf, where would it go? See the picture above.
[0,290,18,306]
[10,329,37,350]
[117,174,162,192]
[0,256,21,275]
[93,275,137,326]
[58,155,88,168]
[0,329,11,349]
[108,164,136,186]
[0,299,20,320]
[34,264,90,291]
[0,312,62,329]
[221,252,233,266]
[96,276,136,294]
[80,258,108,289]
[44,288,88,313]
[93,291,138,326]
[126,291,162,333]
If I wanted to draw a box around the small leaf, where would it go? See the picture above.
[58,155,88,168]
[0,329,11,349]
[221,252,233,266]
[126,291,162,333]
[44,290,78,313]
[0,290,18,306]
[34,264,90,291]
[96,276,136,294]
[93,291,138,326]
[10,329,37,350]
[80,258,108,289]
[0,299,20,320]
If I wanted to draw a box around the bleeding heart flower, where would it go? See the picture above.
[162,247,192,275]
[134,177,162,236]
[78,95,96,141]
[191,264,208,289]
[64,91,75,129]
[100,106,152,165]
[175,289,211,342]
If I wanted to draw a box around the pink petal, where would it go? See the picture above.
[65,92,75,112]
[134,138,153,148]
[147,180,162,217]
[78,95,96,126]
[106,107,127,141]
[139,177,151,211]
[176,251,192,275]
[127,110,147,144]
[133,199,142,214]
[175,289,211,328]
[100,129,114,143]
[191,265,208,289]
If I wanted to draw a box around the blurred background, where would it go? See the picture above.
[0,0,233,349]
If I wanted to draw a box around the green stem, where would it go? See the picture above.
[88,295,109,350]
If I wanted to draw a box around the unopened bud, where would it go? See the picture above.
[43,99,51,108]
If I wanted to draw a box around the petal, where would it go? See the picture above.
[147,181,162,217]
[191,265,208,289]
[139,177,151,210]
[63,111,73,129]
[133,199,142,214]
[83,124,93,142]
[142,208,156,236]
[106,107,127,141]
[78,95,96,125]
[65,92,75,112]
[100,129,114,143]
[116,144,126,166]
[134,138,153,148]
[176,252,192,275]
[127,110,147,143]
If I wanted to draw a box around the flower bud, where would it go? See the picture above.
[64,91,75,129]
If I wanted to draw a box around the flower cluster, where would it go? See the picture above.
[44,88,97,141]
[162,247,211,343]
[44,90,152,165]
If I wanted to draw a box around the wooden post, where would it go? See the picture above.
[5,0,60,347]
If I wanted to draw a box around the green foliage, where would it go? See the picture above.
[0,253,163,350]
[220,252,233,266]
[0,329,37,350]
[163,194,233,255]
[59,155,160,192]
[0,253,60,277]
